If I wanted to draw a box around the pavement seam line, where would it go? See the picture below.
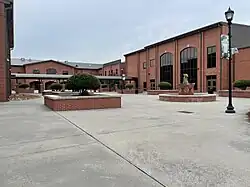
[56,112,167,187]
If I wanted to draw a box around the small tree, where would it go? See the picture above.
[125,83,134,89]
[66,74,101,95]
[18,83,29,89]
[158,82,172,90]
[49,83,63,91]
[234,80,250,90]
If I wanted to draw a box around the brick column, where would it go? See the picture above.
[0,1,7,101]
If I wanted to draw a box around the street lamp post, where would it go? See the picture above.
[225,7,236,113]
[121,74,125,94]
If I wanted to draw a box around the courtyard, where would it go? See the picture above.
[0,94,250,186]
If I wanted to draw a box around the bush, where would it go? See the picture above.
[158,82,172,90]
[18,83,29,89]
[66,74,101,95]
[49,83,63,91]
[233,80,250,90]
[125,83,134,89]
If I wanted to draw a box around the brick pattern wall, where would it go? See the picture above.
[147,90,178,95]
[44,96,121,111]
[159,94,216,102]
[218,90,250,98]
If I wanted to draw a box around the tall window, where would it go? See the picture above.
[160,52,173,86]
[207,46,216,68]
[143,62,147,69]
[46,68,57,74]
[104,71,107,76]
[180,47,198,90]
[115,69,118,75]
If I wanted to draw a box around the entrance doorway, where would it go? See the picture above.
[206,75,217,92]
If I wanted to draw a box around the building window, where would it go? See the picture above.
[111,70,113,75]
[160,52,173,86]
[46,68,57,74]
[62,70,68,75]
[180,47,198,90]
[143,62,147,69]
[207,46,216,68]
[150,59,155,67]
[33,69,40,74]
[115,69,118,75]
[104,71,107,76]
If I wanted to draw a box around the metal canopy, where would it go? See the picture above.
[11,73,132,80]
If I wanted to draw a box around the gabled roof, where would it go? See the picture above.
[11,58,103,70]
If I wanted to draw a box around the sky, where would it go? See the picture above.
[13,0,250,63]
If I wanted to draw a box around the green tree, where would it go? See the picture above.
[66,74,101,95]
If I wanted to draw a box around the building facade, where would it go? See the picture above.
[10,58,125,91]
[124,22,250,92]
[0,0,13,101]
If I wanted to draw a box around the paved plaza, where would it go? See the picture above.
[0,94,250,186]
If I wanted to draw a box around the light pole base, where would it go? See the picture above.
[225,106,236,113]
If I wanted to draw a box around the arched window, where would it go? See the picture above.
[46,68,57,74]
[160,52,173,86]
[180,47,198,89]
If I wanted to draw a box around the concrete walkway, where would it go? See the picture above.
[1,95,250,186]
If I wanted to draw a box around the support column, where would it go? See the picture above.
[0,1,7,101]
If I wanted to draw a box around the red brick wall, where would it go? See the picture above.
[0,2,7,101]
[124,26,237,92]
[103,63,121,76]
[44,96,121,111]
[234,47,250,80]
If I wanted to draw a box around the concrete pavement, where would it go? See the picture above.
[0,99,161,187]
[1,95,250,186]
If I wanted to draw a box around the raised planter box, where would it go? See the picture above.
[147,90,178,95]
[159,93,216,102]
[100,88,110,92]
[218,90,250,98]
[44,94,121,111]
[117,89,143,94]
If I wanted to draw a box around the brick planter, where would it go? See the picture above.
[218,90,250,98]
[159,94,216,102]
[44,94,121,111]
[117,89,137,94]
[147,90,178,95]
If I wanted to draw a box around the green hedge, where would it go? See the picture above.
[18,83,29,89]
[49,83,63,91]
[125,83,134,89]
[233,80,250,90]
[158,82,172,90]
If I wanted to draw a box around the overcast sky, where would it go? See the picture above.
[13,0,249,63]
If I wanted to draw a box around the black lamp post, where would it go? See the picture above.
[225,7,236,113]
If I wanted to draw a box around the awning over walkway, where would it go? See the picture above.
[11,73,133,80]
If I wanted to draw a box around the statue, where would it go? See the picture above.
[183,74,189,85]
[178,74,195,95]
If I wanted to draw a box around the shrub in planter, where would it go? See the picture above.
[66,74,101,95]
[18,83,29,89]
[234,80,250,90]
[158,82,172,90]
[125,83,134,89]
[49,83,63,91]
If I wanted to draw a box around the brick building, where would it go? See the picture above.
[11,58,125,91]
[0,0,13,101]
[124,21,250,92]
